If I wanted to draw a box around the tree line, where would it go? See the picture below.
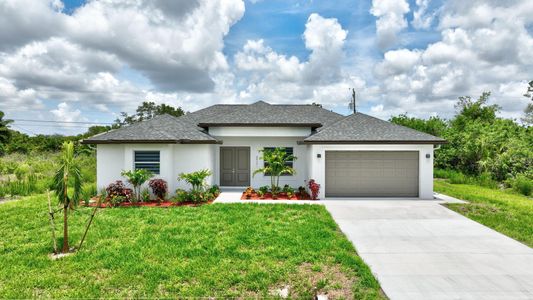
[390,92,532,184]
[0,102,185,155]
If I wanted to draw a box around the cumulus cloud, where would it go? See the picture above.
[232,13,360,107]
[370,0,410,50]
[50,102,86,124]
[372,0,533,120]
[0,0,245,122]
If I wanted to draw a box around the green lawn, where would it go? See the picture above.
[0,195,383,299]
[435,180,533,247]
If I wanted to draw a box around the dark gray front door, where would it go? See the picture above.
[220,147,250,186]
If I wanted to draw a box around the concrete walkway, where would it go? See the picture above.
[324,200,533,300]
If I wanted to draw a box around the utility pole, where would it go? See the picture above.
[348,88,357,114]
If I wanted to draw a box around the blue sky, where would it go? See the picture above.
[0,0,531,135]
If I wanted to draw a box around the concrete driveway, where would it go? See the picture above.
[324,199,533,300]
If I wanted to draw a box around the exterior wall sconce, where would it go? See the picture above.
[426,153,431,158]
[317,153,322,158]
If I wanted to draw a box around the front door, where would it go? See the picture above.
[220,147,250,186]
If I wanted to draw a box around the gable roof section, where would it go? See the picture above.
[82,114,218,144]
[303,113,447,144]
[196,101,344,127]
[82,101,446,144]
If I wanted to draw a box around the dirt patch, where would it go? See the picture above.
[270,263,355,299]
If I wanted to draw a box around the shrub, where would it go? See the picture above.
[149,178,168,200]
[207,185,220,197]
[81,183,97,205]
[475,172,498,189]
[105,180,133,203]
[448,172,468,184]
[174,189,190,203]
[141,188,151,202]
[178,169,211,192]
[512,175,532,196]
[307,179,320,200]
[259,185,269,194]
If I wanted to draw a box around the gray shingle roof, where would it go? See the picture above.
[82,114,218,144]
[303,113,446,144]
[83,101,446,144]
[196,101,344,127]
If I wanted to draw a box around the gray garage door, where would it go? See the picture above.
[325,151,419,197]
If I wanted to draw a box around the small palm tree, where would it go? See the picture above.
[52,141,82,253]
[121,169,153,202]
[253,147,296,194]
[179,169,212,192]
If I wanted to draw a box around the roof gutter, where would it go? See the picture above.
[80,139,222,145]
[298,140,448,145]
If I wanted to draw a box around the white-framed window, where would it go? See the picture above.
[263,147,294,176]
[134,150,160,174]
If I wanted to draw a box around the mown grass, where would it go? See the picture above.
[0,195,384,299]
[435,180,533,247]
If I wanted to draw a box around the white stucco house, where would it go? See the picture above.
[82,101,446,199]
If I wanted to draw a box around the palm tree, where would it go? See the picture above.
[0,111,12,146]
[253,147,296,194]
[52,141,82,253]
[121,169,152,202]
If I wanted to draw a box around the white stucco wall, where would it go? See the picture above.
[209,126,311,137]
[96,137,435,199]
[308,144,434,199]
[96,143,215,195]
[213,136,309,189]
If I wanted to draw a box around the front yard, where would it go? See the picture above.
[435,180,533,247]
[0,195,384,299]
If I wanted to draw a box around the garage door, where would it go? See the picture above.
[325,151,419,197]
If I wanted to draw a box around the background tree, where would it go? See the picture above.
[51,141,82,253]
[390,92,532,182]
[523,80,533,125]
[0,111,13,154]
[115,102,185,126]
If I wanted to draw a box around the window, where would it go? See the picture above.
[134,151,160,174]
[263,147,294,176]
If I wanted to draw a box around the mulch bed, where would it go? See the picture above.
[241,192,314,201]
[85,199,214,208]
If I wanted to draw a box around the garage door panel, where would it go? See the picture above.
[325,151,419,197]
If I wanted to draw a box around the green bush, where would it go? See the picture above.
[174,189,191,203]
[512,175,532,196]
[449,171,468,184]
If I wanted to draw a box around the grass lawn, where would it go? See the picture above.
[0,195,384,299]
[435,180,533,247]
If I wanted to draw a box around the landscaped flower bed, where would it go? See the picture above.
[241,185,313,200]
[240,192,312,200]
[86,198,215,208]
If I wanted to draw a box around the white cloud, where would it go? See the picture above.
[412,0,434,30]
[232,13,358,108]
[50,102,87,126]
[371,0,533,120]
[370,0,410,50]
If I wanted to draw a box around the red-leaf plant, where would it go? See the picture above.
[149,178,168,201]
[106,180,133,202]
[307,179,320,200]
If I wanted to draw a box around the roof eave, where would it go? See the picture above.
[298,140,448,145]
[81,139,222,145]
[197,122,323,129]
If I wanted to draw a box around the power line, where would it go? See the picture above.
[11,119,114,125]
[12,123,95,128]
[11,124,38,135]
